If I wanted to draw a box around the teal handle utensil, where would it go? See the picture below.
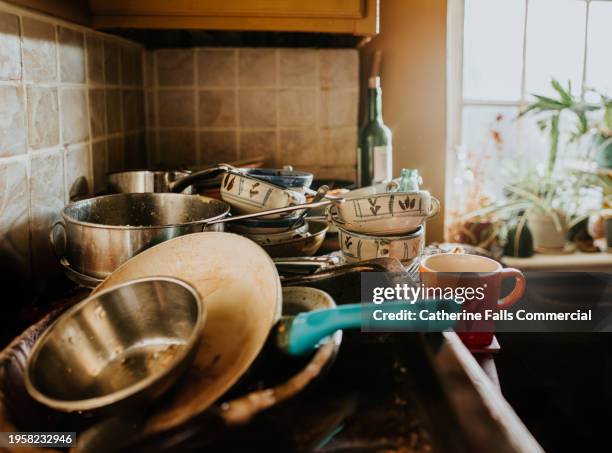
[276,299,459,356]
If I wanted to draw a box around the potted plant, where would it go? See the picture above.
[516,80,592,250]
[464,80,612,253]
[465,167,566,253]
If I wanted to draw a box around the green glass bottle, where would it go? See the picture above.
[358,76,393,187]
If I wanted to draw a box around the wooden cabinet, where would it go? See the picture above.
[89,0,378,35]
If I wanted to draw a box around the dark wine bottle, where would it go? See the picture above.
[358,76,393,187]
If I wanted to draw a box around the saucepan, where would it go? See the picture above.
[107,169,195,194]
[107,165,314,195]
[50,193,343,279]
[106,166,230,194]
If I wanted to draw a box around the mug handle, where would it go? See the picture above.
[427,196,440,218]
[498,267,526,309]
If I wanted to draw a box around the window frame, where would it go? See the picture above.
[445,0,594,223]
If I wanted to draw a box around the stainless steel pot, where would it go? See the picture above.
[51,193,230,279]
[106,166,229,194]
[107,170,192,194]
[51,193,343,279]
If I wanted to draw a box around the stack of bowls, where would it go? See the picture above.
[328,188,440,265]
[221,168,328,257]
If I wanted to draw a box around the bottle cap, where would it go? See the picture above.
[368,76,380,88]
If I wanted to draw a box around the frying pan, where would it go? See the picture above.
[51,193,342,279]
[93,232,282,434]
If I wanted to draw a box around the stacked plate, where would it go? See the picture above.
[328,189,440,264]
[221,168,328,257]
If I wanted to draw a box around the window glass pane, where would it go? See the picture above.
[462,0,525,101]
[517,109,576,169]
[524,0,586,98]
[459,106,520,202]
[461,106,520,157]
[585,1,612,97]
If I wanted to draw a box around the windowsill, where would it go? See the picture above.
[501,249,612,272]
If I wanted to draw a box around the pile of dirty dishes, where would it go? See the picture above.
[327,185,440,264]
[222,168,328,257]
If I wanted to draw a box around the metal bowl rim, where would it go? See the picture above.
[24,276,206,412]
[60,193,230,230]
[229,214,303,227]
[241,222,309,239]
[263,220,328,247]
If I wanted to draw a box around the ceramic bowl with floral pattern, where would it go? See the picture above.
[220,171,306,219]
[337,224,425,264]
[329,190,439,235]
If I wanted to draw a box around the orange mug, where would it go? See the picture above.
[420,253,526,349]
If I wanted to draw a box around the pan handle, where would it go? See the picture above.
[206,198,345,226]
[169,164,234,193]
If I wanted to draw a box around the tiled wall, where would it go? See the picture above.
[0,3,360,301]
[0,1,146,297]
[144,47,358,181]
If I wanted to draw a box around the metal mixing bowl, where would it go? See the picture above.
[25,277,205,414]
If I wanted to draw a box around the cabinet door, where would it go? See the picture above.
[90,0,365,19]
[90,0,378,35]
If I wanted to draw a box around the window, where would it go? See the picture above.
[446,0,610,231]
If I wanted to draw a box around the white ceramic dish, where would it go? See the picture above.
[330,190,439,235]
[220,171,306,219]
[337,224,425,263]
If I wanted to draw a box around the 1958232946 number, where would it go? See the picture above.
[1,432,76,448]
